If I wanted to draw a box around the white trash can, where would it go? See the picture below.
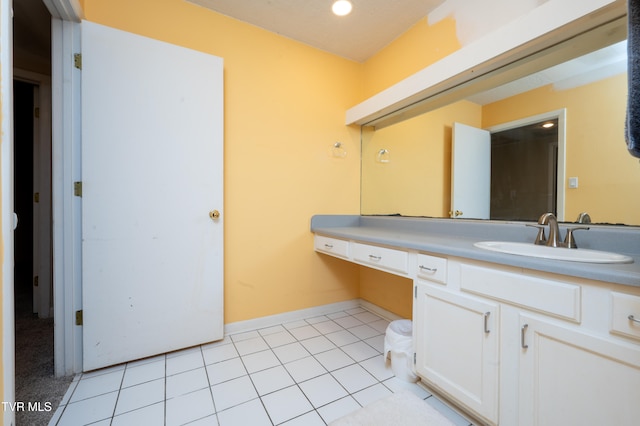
[384,319,418,383]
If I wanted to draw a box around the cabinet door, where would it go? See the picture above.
[519,314,640,426]
[415,282,499,425]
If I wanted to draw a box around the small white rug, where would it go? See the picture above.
[330,390,456,426]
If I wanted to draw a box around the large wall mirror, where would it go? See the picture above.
[361,20,640,226]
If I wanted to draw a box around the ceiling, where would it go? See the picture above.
[187,0,446,62]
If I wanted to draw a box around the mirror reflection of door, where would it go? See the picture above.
[490,119,559,221]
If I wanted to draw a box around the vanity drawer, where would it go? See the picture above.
[416,253,447,284]
[611,292,640,341]
[314,235,349,259]
[353,242,408,275]
[459,263,581,322]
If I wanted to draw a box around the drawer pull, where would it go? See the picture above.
[368,254,382,261]
[628,315,640,324]
[521,324,529,349]
[324,244,334,249]
[484,312,491,334]
[419,265,438,273]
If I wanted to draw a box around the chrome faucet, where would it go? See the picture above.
[538,213,563,247]
[531,212,590,248]
[576,212,591,224]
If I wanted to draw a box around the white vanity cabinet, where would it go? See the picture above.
[517,312,640,426]
[414,281,500,425]
[441,259,640,425]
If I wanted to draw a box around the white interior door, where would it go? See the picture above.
[451,122,491,220]
[81,21,224,371]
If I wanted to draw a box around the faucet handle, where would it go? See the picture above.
[526,224,547,245]
[563,226,590,248]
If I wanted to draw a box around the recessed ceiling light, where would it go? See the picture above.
[332,0,352,16]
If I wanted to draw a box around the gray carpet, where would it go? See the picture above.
[15,289,73,426]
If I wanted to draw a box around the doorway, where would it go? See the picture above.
[490,118,559,221]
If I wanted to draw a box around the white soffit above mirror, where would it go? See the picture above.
[347,0,627,128]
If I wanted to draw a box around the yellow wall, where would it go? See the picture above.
[83,0,363,323]
[361,17,461,99]
[483,73,640,225]
[361,100,482,217]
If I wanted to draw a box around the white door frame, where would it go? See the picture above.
[51,16,83,376]
[1,0,16,423]
[486,109,567,221]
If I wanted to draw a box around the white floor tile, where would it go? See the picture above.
[314,348,355,371]
[311,320,343,335]
[166,367,209,399]
[242,349,281,374]
[70,370,124,402]
[288,325,321,341]
[280,410,326,426]
[299,335,336,354]
[298,374,348,408]
[234,336,269,356]
[353,311,383,324]
[261,385,314,424]
[272,342,310,364]
[57,391,119,425]
[332,364,378,394]
[359,355,394,381]
[363,335,385,353]
[262,330,296,348]
[325,329,359,347]
[333,315,364,329]
[217,398,271,426]
[316,395,361,424]
[202,342,239,365]
[210,376,258,412]
[52,304,472,426]
[206,357,247,385]
[348,324,380,340]
[305,315,330,324]
[166,347,205,376]
[122,358,165,388]
[250,365,295,395]
[112,401,164,426]
[284,356,326,383]
[166,388,215,426]
[115,378,164,415]
[369,319,390,333]
[341,341,379,362]
[258,324,286,336]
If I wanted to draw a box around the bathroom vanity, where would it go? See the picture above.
[311,215,640,425]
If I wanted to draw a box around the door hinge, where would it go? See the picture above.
[74,53,82,69]
[75,310,83,326]
[34,107,40,118]
[34,275,39,287]
[74,181,82,197]
[34,192,40,203]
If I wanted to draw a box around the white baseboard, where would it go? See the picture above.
[224,298,403,336]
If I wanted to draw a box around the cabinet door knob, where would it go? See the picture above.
[209,210,220,220]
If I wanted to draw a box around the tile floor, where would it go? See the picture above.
[49,306,473,426]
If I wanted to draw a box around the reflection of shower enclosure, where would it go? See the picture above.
[490,119,558,221]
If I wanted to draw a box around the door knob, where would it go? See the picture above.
[209,210,220,220]
[448,210,463,218]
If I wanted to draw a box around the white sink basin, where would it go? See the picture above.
[474,241,634,264]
